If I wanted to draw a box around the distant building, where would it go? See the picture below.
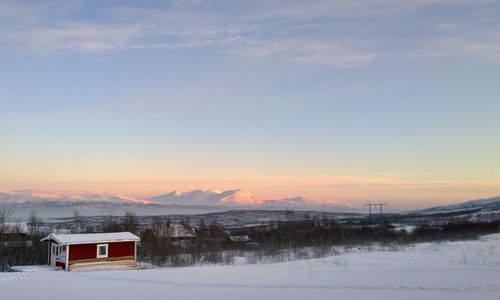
[228,235,251,243]
[168,223,196,240]
[41,232,140,271]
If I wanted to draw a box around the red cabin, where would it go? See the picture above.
[41,232,140,271]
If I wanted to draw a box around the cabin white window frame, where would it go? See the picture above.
[96,243,109,258]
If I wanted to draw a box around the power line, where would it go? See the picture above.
[364,203,388,231]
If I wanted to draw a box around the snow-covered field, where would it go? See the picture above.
[2,234,500,300]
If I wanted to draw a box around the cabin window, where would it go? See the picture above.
[97,244,108,258]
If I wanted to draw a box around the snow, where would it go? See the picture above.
[41,232,140,244]
[2,234,500,299]
[392,224,417,233]
[415,196,500,215]
[0,190,154,205]
[1,188,360,219]
[148,189,353,209]
[149,189,265,205]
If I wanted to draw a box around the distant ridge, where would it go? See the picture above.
[412,196,500,215]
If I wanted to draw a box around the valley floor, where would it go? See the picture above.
[2,234,500,300]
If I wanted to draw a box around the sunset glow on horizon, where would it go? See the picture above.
[1,1,500,209]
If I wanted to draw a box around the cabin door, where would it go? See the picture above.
[50,243,58,266]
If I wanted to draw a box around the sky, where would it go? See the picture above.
[1,0,500,208]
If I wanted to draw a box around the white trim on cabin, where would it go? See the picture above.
[47,240,51,266]
[65,245,70,271]
[41,232,140,245]
[96,244,109,259]
[134,241,137,262]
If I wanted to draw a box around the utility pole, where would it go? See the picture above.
[364,203,388,231]
[364,204,372,227]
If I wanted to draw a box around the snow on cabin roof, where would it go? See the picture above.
[41,232,140,245]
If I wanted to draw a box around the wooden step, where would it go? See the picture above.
[69,259,138,271]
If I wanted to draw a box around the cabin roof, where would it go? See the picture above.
[41,232,140,245]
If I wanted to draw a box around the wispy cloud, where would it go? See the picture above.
[236,40,377,67]
[454,37,500,60]
[412,33,500,60]
[1,0,500,66]
[10,23,144,52]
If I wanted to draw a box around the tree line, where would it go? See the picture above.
[1,207,499,270]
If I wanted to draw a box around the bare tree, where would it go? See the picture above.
[0,208,13,241]
[100,215,116,232]
[205,221,225,263]
[122,212,139,234]
[0,208,12,271]
[27,212,43,237]
[72,210,84,233]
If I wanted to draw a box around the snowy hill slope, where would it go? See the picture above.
[3,233,500,300]
[413,196,500,215]
[403,196,500,222]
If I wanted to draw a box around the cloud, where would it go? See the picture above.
[412,34,500,60]
[436,23,458,31]
[10,23,144,52]
[1,0,500,66]
[0,2,379,67]
[237,40,377,67]
[458,39,500,60]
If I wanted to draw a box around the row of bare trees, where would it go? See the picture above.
[0,209,48,271]
[1,208,500,270]
[137,218,230,266]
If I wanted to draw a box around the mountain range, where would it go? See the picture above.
[1,189,499,221]
[0,190,153,205]
[150,189,264,206]
[148,189,335,208]
[0,189,334,207]
[0,188,352,218]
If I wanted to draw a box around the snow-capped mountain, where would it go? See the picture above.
[149,189,264,206]
[0,188,352,218]
[0,190,160,218]
[149,189,353,210]
[0,188,350,209]
[0,190,153,205]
